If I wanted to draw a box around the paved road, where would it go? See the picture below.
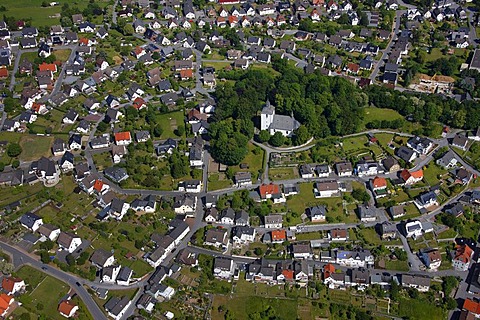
[48,45,79,100]
[370,10,405,82]
[0,242,107,320]
[112,0,119,25]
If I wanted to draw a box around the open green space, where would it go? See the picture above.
[19,135,54,161]
[14,265,93,320]
[269,167,297,181]
[362,107,403,126]
[286,182,358,223]
[156,110,185,140]
[1,0,110,26]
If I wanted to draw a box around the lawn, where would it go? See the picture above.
[19,135,54,161]
[212,294,298,320]
[362,107,403,127]
[230,143,265,181]
[203,61,232,71]
[14,266,85,320]
[156,110,185,140]
[92,152,112,171]
[269,167,297,181]
[1,0,110,26]
[286,183,358,223]
[397,297,446,320]
[53,49,72,62]
[423,163,447,186]
[207,174,232,191]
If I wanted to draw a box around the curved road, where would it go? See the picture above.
[0,242,107,320]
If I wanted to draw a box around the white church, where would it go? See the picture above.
[260,101,300,137]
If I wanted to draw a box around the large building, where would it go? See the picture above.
[260,101,300,137]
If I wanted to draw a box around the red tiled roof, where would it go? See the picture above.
[464,299,480,315]
[114,131,131,142]
[0,68,8,78]
[259,183,280,198]
[1,277,20,293]
[347,63,360,73]
[180,69,193,79]
[400,169,423,182]
[39,63,57,72]
[271,229,286,241]
[323,263,335,279]
[58,300,77,316]
[93,180,104,192]
[282,270,294,280]
[455,244,473,264]
[372,176,387,189]
[133,97,146,109]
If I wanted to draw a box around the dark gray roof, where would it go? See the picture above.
[20,212,41,228]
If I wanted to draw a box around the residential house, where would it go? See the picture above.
[57,232,82,253]
[114,132,132,146]
[358,205,377,222]
[232,226,256,244]
[401,274,430,292]
[178,180,203,193]
[90,249,115,268]
[407,136,434,155]
[213,257,235,280]
[104,167,129,183]
[37,223,61,241]
[336,161,353,176]
[396,146,417,163]
[234,172,252,187]
[264,215,283,228]
[204,228,228,248]
[453,244,473,271]
[292,244,312,259]
[258,183,285,203]
[173,194,196,214]
[20,212,43,231]
[336,249,374,268]
[452,134,468,151]
[308,205,326,222]
[104,296,131,320]
[400,169,423,185]
[314,180,340,198]
[58,300,79,318]
[420,249,442,269]
[130,195,156,213]
[436,150,457,168]
[1,277,25,295]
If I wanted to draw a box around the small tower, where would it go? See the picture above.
[260,100,275,131]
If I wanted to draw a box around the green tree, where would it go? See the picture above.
[352,188,370,203]
[0,162,4,172]
[40,240,54,251]
[293,125,310,145]
[258,130,270,143]
[123,24,134,35]
[254,247,263,256]
[7,143,22,157]
[11,159,20,168]
[444,297,457,310]
[269,132,285,147]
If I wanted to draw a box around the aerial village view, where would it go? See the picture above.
[1,0,480,319]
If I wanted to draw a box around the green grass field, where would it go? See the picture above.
[362,107,403,125]
[269,167,297,181]
[229,143,265,181]
[286,182,359,223]
[2,0,110,26]
[14,266,94,320]
[156,110,185,140]
[19,135,54,161]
